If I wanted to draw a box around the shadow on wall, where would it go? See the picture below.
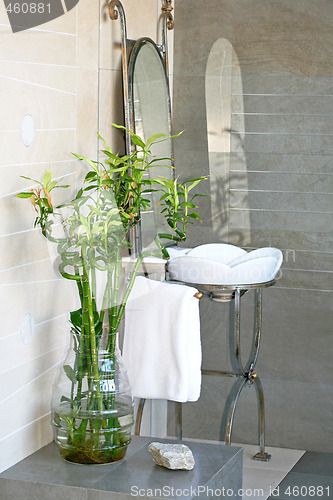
[205,38,250,247]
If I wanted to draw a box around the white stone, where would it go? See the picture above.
[148,442,195,470]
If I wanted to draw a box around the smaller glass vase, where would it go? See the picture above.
[51,329,134,464]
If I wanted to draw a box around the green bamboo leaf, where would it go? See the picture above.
[147,157,173,165]
[63,365,76,383]
[131,134,146,149]
[85,171,97,181]
[102,150,121,161]
[43,169,52,187]
[97,132,112,153]
[21,175,44,187]
[72,153,99,174]
[181,201,197,208]
[109,220,124,227]
[188,212,201,219]
[70,309,82,328]
[16,192,33,198]
[184,175,208,184]
[46,180,57,191]
[110,122,128,132]
[60,396,75,405]
[147,133,167,147]
[191,193,208,199]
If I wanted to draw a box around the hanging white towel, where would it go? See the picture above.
[122,276,202,403]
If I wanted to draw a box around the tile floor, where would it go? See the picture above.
[189,439,333,500]
[267,451,333,500]
[187,438,305,500]
[237,442,305,500]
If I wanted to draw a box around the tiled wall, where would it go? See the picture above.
[172,0,333,452]
[0,0,163,473]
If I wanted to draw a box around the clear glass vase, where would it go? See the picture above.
[51,329,134,464]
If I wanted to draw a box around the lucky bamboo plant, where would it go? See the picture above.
[17,124,207,464]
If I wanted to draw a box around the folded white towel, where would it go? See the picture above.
[122,276,202,403]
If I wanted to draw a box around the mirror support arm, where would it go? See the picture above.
[108,1,132,156]
[161,0,174,73]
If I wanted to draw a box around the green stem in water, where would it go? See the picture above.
[81,246,104,414]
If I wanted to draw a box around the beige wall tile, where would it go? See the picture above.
[120,0,158,44]
[0,256,62,285]
[0,315,68,374]
[0,346,66,402]
[75,68,99,157]
[0,413,52,474]
[77,0,99,69]
[0,231,49,271]
[98,68,125,154]
[0,130,75,169]
[0,279,78,338]
[0,366,61,440]
[0,61,76,95]
[0,77,75,132]
[0,28,76,66]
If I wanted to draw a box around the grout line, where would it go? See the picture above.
[232,94,333,98]
[0,75,76,95]
[0,411,51,443]
[0,159,76,169]
[0,358,63,400]
[231,112,333,117]
[243,247,333,256]
[230,188,332,195]
[230,131,333,137]
[0,279,63,287]
[0,257,51,273]
[229,207,333,215]
[281,268,333,274]
[273,286,333,293]
[0,59,77,68]
[230,170,333,176]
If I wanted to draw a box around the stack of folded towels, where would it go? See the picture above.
[122,276,202,403]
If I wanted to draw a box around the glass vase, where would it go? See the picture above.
[51,329,134,465]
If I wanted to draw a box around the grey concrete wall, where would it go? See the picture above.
[170,0,333,452]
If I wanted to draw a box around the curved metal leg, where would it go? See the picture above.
[223,287,270,460]
[134,398,146,435]
[221,377,248,445]
[252,376,271,461]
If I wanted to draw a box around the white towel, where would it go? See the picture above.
[122,276,202,403]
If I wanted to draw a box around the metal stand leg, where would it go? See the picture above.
[221,288,271,461]
[175,402,182,439]
[252,376,271,461]
[134,398,146,435]
[222,377,248,445]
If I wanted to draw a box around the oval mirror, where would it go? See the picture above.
[128,37,173,251]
